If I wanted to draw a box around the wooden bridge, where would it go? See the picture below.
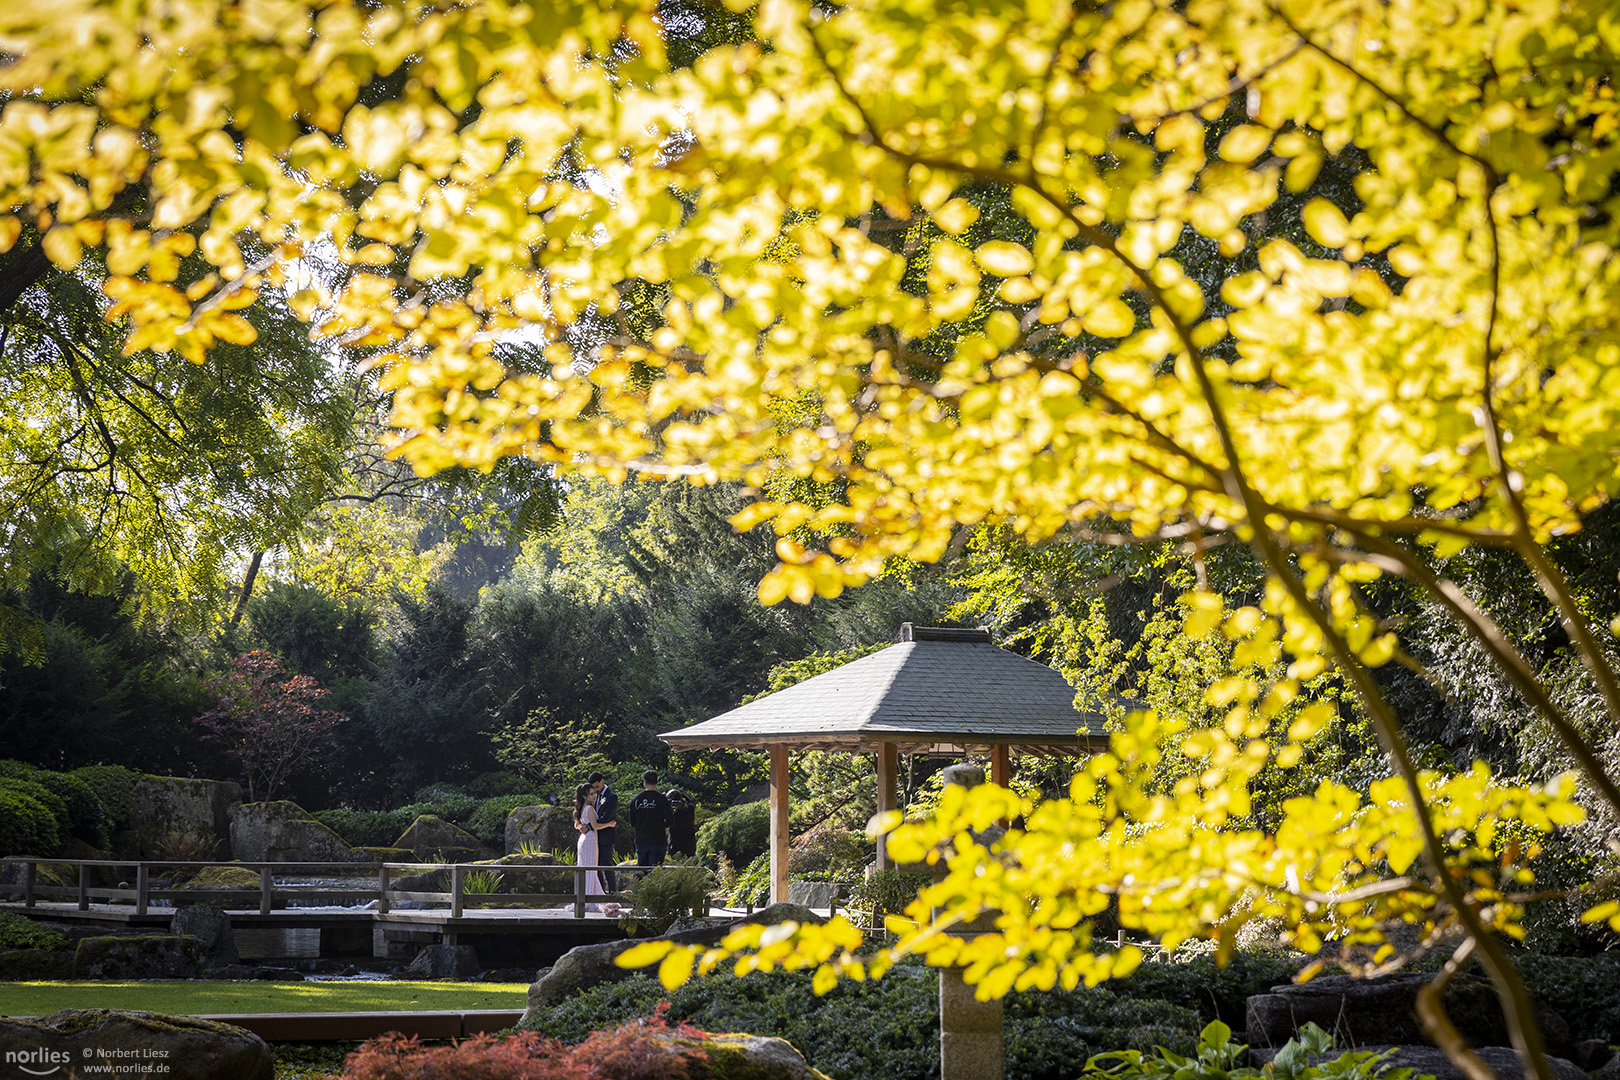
[0,856,708,960]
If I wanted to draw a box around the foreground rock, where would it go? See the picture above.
[1246,974,1571,1056]
[504,805,578,856]
[1250,1046,1587,1080]
[229,800,357,863]
[0,1010,273,1080]
[521,902,824,1022]
[131,777,242,859]
[656,1030,833,1080]
[74,935,204,979]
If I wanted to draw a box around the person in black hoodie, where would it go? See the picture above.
[629,770,672,866]
[666,789,697,858]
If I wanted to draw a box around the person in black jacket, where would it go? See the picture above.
[666,789,697,858]
[589,772,618,890]
[629,770,672,866]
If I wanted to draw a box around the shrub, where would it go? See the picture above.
[342,1017,712,1080]
[400,791,479,828]
[1080,1020,1430,1080]
[70,765,140,829]
[467,794,545,850]
[0,911,68,951]
[695,801,769,866]
[720,854,769,907]
[844,869,930,929]
[343,1032,586,1080]
[1105,952,1306,1029]
[316,808,417,848]
[788,821,869,881]
[1512,952,1620,1043]
[25,769,109,846]
[621,863,717,937]
[466,771,531,797]
[528,967,1202,1080]
[0,781,61,857]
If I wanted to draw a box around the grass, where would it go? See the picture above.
[0,980,529,1018]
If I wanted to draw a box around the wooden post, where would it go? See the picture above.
[135,864,149,916]
[990,744,1012,827]
[574,866,586,919]
[259,867,273,915]
[377,866,390,916]
[875,742,899,871]
[769,744,790,906]
[451,865,465,918]
[989,744,1011,788]
[77,863,89,910]
[23,862,35,908]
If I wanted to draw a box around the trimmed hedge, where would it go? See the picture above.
[0,780,61,857]
[526,966,1200,1080]
[466,794,545,849]
[315,808,418,848]
[70,765,140,828]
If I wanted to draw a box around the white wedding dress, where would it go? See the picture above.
[577,804,609,912]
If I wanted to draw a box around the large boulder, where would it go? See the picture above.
[228,801,357,863]
[73,935,204,979]
[505,804,578,856]
[787,881,840,909]
[521,902,824,1022]
[1250,1046,1586,1080]
[130,777,242,859]
[0,1010,272,1080]
[172,906,237,967]
[394,815,493,862]
[1246,974,1571,1056]
[405,944,481,978]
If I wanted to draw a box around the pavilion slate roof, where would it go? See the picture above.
[658,635,1120,755]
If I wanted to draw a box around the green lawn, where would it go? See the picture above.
[0,980,529,1017]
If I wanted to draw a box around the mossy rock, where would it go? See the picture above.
[655,1031,833,1080]
[355,846,417,863]
[228,801,357,863]
[177,865,261,889]
[0,948,73,981]
[74,934,205,979]
[131,776,241,858]
[393,815,494,861]
[0,1010,272,1080]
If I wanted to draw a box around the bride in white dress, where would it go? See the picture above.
[574,782,616,914]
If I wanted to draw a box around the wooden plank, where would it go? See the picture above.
[990,744,1011,788]
[259,868,273,916]
[377,866,390,915]
[135,865,148,916]
[77,864,89,911]
[874,742,899,871]
[769,744,789,905]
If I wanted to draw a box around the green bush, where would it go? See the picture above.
[0,911,68,951]
[0,781,62,857]
[621,863,717,936]
[844,868,931,927]
[1512,952,1620,1043]
[465,771,530,797]
[720,853,770,907]
[400,791,479,828]
[695,801,770,866]
[0,762,108,847]
[70,765,140,829]
[314,808,416,847]
[528,967,1201,1080]
[466,794,545,849]
[1082,1020,1429,1080]
[1106,952,1306,1029]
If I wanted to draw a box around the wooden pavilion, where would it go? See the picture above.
[658,624,1121,903]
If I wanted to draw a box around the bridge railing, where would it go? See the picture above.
[0,857,693,920]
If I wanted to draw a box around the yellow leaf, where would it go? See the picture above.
[1084,298,1135,337]
[658,945,695,989]
[1301,198,1349,248]
[975,241,1035,277]
[42,226,82,269]
[934,198,979,236]
[1219,125,1273,164]
[615,940,674,968]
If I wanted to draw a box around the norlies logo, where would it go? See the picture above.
[4,1048,69,1076]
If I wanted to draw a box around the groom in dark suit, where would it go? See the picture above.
[589,772,618,891]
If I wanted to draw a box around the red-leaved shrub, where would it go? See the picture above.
[342,1033,586,1080]
[341,1011,713,1080]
